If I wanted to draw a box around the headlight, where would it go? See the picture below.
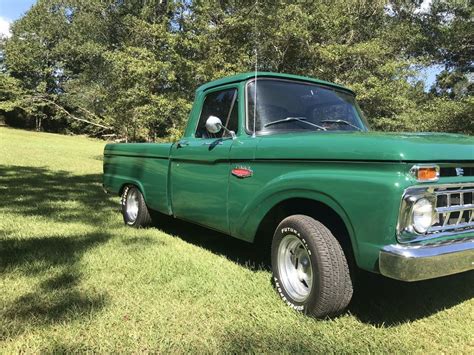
[412,198,434,233]
[398,188,438,242]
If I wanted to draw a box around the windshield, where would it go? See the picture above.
[247,79,369,134]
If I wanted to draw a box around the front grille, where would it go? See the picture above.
[440,166,474,177]
[428,184,474,234]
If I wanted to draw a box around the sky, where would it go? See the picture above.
[418,0,433,13]
[0,0,441,89]
[0,0,36,38]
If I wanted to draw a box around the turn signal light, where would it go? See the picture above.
[410,165,439,182]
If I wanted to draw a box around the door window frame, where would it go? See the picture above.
[191,83,244,139]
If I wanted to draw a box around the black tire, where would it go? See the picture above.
[271,215,353,318]
[121,185,152,228]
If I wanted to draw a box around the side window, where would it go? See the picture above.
[195,88,238,138]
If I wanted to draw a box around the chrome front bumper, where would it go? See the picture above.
[379,239,474,281]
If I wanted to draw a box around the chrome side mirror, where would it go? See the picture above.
[205,115,236,139]
[205,115,223,134]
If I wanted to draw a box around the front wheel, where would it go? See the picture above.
[121,185,152,228]
[271,215,353,318]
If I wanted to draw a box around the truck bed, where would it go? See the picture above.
[103,143,173,214]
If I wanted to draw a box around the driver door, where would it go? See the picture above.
[170,86,238,234]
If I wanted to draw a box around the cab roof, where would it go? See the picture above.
[196,72,355,95]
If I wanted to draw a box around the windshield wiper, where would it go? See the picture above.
[321,119,362,131]
[264,117,327,131]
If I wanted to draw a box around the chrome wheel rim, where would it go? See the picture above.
[277,235,313,302]
[125,189,139,222]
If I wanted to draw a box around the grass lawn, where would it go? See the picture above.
[0,126,473,353]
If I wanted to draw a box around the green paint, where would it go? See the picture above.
[103,73,474,273]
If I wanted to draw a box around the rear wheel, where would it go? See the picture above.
[271,215,353,318]
[121,185,152,228]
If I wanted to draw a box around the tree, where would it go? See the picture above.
[1,0,472,140]
[424,0,473,97]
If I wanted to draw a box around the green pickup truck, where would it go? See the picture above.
[103,72,474,318]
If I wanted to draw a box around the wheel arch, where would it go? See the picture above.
[119,180,147,199]
[244,193,358,266]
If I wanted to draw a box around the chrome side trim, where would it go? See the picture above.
[379,238,474,281]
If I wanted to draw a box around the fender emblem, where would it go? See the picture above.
[455,168,464,176]
[231,167,253,178]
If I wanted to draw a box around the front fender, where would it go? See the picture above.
[229,163,408,271]
[231,173,354,245]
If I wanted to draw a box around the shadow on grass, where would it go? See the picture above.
[349,269,474,326]
[0,164,116,227]
[0,165,113,339]
[152,213,268,271]
[153,214,473,325]
[0,232,110,339]
[1,164,472,329]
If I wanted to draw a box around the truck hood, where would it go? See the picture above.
[255,131,474,162]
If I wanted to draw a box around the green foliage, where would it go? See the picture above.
[425,0,473,97]
[0,74,24,112]
[0,0,472,139]
[380,95,474,134]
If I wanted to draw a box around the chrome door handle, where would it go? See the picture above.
[202,141,223,146]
